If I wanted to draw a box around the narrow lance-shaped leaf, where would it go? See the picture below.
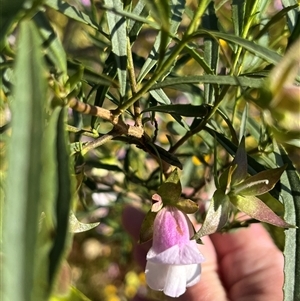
[193,189,230,239]
[231,136,248,184]
[33,12,67,76]
[69,212,100,233]
[142,104,210,118]
[32,103,62,300]
[276,145,300,301]
[231,0,246,38]
[48,107,74,290]
[45,0,99,30]
[233,165,287,196]
[105,0,127,97]
[192,30,282,65]
[137,0,185,83]
[173,198,199,214]
[230,195,293,228]
[3,20,47,301]
[202,1,219,104]
[150,75,264,89]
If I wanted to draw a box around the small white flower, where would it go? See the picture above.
[145,206,204,298]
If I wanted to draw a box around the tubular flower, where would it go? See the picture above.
[145,206,204,297]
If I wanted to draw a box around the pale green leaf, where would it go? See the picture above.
[33,11,67,75]
[3,20,47,301]
[193,30,282,65]
[105,0,127,97]
[137,0,185,83]
[230,195,292,228]
[151,75,264,89]
[173,198,199,214]
[276,145,300,301]
[234,165,287,196]
[48,107,74,289]
[69,212,100,233]
[45,0,99,30]
[193,189,230,239]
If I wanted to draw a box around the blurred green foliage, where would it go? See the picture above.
[0,0,299,300]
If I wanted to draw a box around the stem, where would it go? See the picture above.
[126,37,142,127]
[231,0,260,75]
[81,132,117,155]
[116,0,211,114]
[66,125,99,138]
[68,98,118,124]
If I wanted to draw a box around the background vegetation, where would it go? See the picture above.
[1,0,299,300]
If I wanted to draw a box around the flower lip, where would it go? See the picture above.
[147,241,205,265]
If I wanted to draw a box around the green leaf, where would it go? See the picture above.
[157,169,182,204]
[32,104,63,300]
[146,0,170,67]
[142,141,183,169]
[208,129,266,175]
[202,1,219,104]
[149,89,171,105]
[45,0,99,30]
[142,104,210,117]
[233,165,287,196]
[33,11,67,75]
[150,75,264,89]
[137,0,185,83]
[128,2,149,43]
[193,30,282,65]
[282,0,299,33]
[230,195,292,228]
[193,189,230,239]
[105,0,127,97]
[69,212,100,233]
[3,20,47,301]
[173,198,199,214]
[276,145,300,301]
[230,136,248,184]
[139,210,157,243]
[48,107,74,289]
[231,0,246,38]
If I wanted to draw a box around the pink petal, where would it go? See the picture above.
[147,241,204,265]
[152,207,191,253]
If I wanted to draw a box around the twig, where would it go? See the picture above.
[68,98,118,124]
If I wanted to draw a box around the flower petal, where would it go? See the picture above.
[147,241,204,265]
[186,264,201,287]
[163,265,188,297]
[145,261,169,291]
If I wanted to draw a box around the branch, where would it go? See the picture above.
[68,98,118,124]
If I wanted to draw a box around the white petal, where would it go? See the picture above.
[145,261,170,291]
[186,264,201,287]
[147,242,204,265]
[163,265,187,297]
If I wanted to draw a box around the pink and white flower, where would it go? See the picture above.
[145,206,204,298]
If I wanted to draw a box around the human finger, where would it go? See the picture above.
[210,223,284,301]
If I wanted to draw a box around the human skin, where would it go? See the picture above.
[122,206,284,301]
